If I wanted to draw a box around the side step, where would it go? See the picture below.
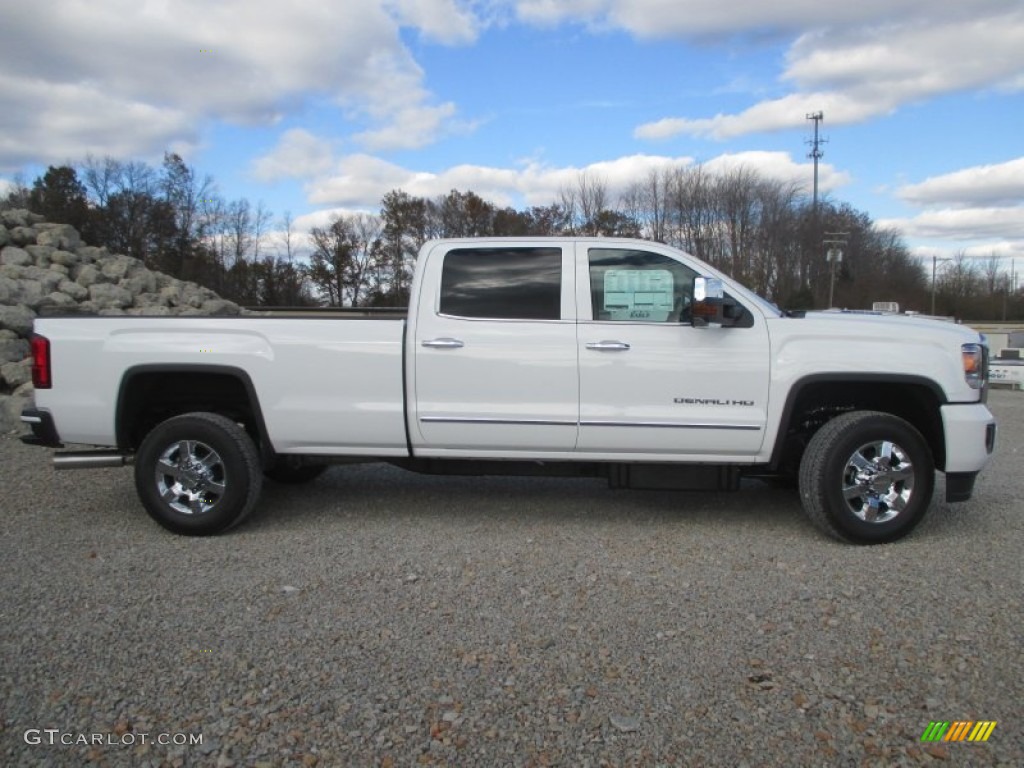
[53,452,133,470]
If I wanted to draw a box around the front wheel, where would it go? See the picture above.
[799,411,934,544]
[134,412,263,535]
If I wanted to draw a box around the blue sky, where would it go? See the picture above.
[1,0,1021,273]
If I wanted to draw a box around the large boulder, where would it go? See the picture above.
[35,223,82,251]
[1,359,31,389]
[88,282,134,309]
[1,246,32,267]
[25,244,54,266]
[0,305,36,336]
[57,279,88,302]
[8,227,38,246]
[0,333,30,363]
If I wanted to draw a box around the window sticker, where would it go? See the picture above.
[603,269,674,321]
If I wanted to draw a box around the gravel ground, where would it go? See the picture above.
[2,391,1022,767]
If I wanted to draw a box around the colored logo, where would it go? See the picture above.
[921,721,996,742]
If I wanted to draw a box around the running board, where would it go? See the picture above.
[53,452,133,470]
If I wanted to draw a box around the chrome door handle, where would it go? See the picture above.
[421,337,465,349]
[586,340,631,351]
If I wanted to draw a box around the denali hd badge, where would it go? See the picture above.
[674,397,755,406]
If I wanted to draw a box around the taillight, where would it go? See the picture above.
[31,334,51,389]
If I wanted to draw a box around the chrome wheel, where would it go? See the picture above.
[841,440,915,523]
[155,439,227,516]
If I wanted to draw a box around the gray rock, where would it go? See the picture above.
[609,714,641,733]
[97,307,127,316]
[48,263,70,277]
[0,276,16,304]
[133,292,169,308]
[74,245,108,263]
[57,280,88,301]
[0,264,25,280]
[1,359,32,390]
[0,226,8,248]
[1,246,32,267]
[25,244,55,266]
[8,227,38,246]
[12,281,43,308]
[41,292,76,309]
[159,285,183,306]
[121,271,156,296]
[0,210,29,228]
[0,338,30,363]
[201,299,240,316]
[74,264,103,287]
[0,305,36,336]
[101,255,145,282]
[49,249,80,266]
[127,305,172,316]
[35,224,82,251]
[88,283,134,309]
[0,391,33,433]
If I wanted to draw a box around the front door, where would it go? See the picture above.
[410,242,579,455]
[575,244,770,458]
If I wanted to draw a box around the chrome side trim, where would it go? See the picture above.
[420,416,577,427]
[420,416,761,431]
[581,420,762,431]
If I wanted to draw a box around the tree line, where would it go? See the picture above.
[2,155,1020,319]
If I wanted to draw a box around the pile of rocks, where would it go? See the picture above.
[0,209,244,433]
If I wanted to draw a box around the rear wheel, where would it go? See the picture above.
[799,411,934,544]
[134,412,263,535]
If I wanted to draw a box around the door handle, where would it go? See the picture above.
[421,337,465,349]
[586,340,631,351]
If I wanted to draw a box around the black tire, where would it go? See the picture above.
[264,457,328,484]
[134,412,263,535]
[798,411,934,544]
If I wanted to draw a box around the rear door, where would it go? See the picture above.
[575,243,770,458]
[410,242,579,455]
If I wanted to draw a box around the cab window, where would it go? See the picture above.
[440,247,562,320]
[588,248,698,323]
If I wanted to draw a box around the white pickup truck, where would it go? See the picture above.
[21,238,995,543]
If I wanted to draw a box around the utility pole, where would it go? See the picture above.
[931,254,951,316]
[806,112,826,215]
[806,112,827,304]
[824,231,848,308]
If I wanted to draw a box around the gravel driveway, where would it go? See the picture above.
[2,391,1022,767]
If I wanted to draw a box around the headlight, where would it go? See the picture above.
[962,343,985,389]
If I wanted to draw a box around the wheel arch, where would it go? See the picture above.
[115,364,274,464]
[771,374,948,473]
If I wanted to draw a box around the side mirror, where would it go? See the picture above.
[691,277,724,328]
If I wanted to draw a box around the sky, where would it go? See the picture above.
[0,0,1021,275]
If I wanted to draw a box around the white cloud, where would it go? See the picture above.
[251,129,336,183]
[303,149,842,209]
[630,6,1024,140]
[880,207,1024,242]
[386,0,479,44]
[515,0,1009,39]
[898,158,1024,209]
[0,0,479,169]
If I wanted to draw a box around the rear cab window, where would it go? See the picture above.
[439,247,565,320]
